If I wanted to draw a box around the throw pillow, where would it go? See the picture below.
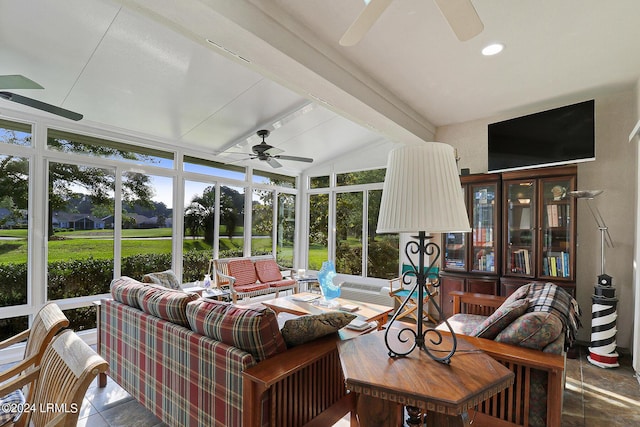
[110,276,146,309]
[502,283,531,306]
[280,312,356,347]
[0,389,25,425]
[494,311,563,350]
[142,270,181,290]
[186,300,286,362]
[470,298,530,339]
[137,286,199,327]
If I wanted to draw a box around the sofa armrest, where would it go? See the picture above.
[449,290,507,316]
[447,332,565,427]
[243,333,348,426]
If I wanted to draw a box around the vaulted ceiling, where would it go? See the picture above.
[2,0,639,173]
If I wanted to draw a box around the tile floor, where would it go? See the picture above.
[3,344,639,426]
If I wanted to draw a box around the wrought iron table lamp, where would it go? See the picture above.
[377,143,471,363]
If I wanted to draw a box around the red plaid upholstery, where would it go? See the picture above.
[186,300,286,362]
[138,286,199,327]
[234,283,269,292]
[227,259,258,286]
[100,299,268,427]
[110,276,146,309]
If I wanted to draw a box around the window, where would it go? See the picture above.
[253,169,296,188]
[277,193,295,267]
[48,129,173,168]
[336,192,363,275]
[47,162,115,331]
[252,189,274,256]
[0,119,31,147]
[310,175,330,189]
[120,173,173,279]
[308,193,329,270]
[183,181,216,282]
[184,155,245,181]
[220,185,245,257]
[337,168,385,186]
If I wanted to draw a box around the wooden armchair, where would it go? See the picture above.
[0,302,69,384]
[0,329,108,427]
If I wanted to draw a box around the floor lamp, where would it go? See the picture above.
[377,143,471,364]
[568,190,618,368]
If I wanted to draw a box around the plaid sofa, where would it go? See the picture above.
[100,277,348,427]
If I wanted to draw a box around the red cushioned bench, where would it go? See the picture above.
[213,255,298,303]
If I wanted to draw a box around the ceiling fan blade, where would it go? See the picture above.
[265,147,284,156]
[0,75,44,90]
[266,158,283,168]
[434,0,484,41]
[0,92,83,121]
[339,0,392,46]
[275,155,314,163]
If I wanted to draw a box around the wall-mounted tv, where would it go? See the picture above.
[488,99,595,172]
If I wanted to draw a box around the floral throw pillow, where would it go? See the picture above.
[281,312,356,347]
[494,311,564,350]
[470,298,530,339]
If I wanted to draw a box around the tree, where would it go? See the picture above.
[45,136,156,238]
[185,186,216,243]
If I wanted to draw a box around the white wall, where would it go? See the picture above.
[633,78,640,371]
[436,88,638,350]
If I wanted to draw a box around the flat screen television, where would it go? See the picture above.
[488,99,595,172]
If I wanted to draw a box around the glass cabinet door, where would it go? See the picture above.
[540,176,575,279]
[444,187,467,271]
[470,183,498,273]
[505,180,535,277]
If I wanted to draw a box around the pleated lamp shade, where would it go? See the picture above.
[377,143,471,234]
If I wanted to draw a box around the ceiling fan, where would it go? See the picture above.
[340,0,484,46]
[229,129,313,169]
[0,74,83,121]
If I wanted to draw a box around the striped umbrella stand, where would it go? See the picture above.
[587,274,619,368]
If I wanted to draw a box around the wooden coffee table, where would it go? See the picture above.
[338,330,515,427]
[261,292,393,331]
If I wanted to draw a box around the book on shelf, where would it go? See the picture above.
[544,251,570,277]
[511,249,531,275]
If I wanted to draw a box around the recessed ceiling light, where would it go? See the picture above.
[482,43,504,56]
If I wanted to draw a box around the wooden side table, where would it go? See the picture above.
[338,330,514,427]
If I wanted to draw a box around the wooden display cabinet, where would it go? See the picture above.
[501,165,577,295]
[441,173,501,319]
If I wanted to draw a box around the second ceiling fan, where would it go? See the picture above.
[340,0,484,46]
[232,129,313,169]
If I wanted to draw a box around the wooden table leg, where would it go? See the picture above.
[355,394,402,427]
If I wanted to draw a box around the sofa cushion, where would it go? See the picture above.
[494,311,564,350]
[254,259,283,283]
[263,279,297,288]
[110,276,146,309]
[280,312,356,347]
[470,298,530,339]
[235,282,270,293]
[186,300,286,362]
[137,286,198,327]
[503,283,531,305]
[142,270,181,290]
[228,259,258,286]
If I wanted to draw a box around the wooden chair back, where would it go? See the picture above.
[0,302,69,384]
[16,329,108,427]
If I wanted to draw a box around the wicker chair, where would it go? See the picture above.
[0,302,69,384]
[0,329,108,427]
